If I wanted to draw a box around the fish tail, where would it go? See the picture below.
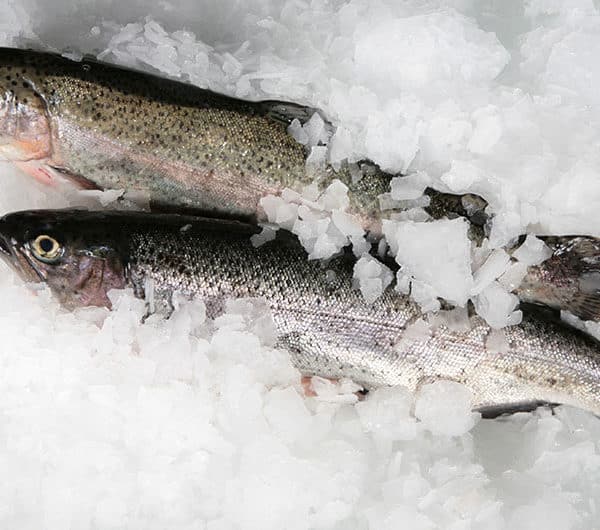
[517,236,600,322]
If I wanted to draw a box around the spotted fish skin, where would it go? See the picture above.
[0,47,389,230]
[0,208,599,415]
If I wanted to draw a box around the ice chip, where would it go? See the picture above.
[488,211,525,249]
[306,146,328,168]
[328,126,353,166]
[394,318,432,352]
[410,281,441,312]
[259,195,299,231]
[318,179,349,211]
[414,381,479,436]
[356,387,417,441]
[383,218,474,307]
[309,233,339,260]
[288,118,309,145]
[561,311,600,342]
[76,188,125,206]
[304,112,330,146]
[353,254,394,304]
[471,248,511,295]
[473,281,522,329]
[440,160,483,193]
[498,261,529,291]
[513,235,553,266]
[264,387,312,444]
[309,377,362,403]
[331,210,364,238]
[390,172,431,201]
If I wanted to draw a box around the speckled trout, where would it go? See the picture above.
[0,47,389,231]
[0,209,599,416]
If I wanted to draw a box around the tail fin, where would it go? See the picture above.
[516,236,600,322]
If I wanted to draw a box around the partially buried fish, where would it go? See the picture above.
[0,47,392,232]
[0,208,599,416]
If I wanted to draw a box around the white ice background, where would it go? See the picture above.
[0,0,599,528]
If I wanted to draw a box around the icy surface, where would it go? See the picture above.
[0,1,600,528]
[1,169,598,529]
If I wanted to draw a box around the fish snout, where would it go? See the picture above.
[0,224,24,276]
[0,231,11,257]
[0,215,43,283]
[0,214,16,258]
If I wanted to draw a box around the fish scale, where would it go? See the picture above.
[0,209,599,415]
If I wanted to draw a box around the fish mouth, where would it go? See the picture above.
[14,246,46,283]
[0,234,45,283]
[0,234,10,257]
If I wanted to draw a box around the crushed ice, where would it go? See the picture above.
[0,1,600,528]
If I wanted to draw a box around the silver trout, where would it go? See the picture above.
[0,208,599,416]
[0,47,389,231]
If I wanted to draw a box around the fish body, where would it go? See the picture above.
[0,47,388,230]
[1,209,599,415]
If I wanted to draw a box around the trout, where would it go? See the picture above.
[0,47,388,230]
[0,208,599,416]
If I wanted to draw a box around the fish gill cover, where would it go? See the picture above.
[0,0,599,528]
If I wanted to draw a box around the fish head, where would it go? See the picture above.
[0,70,52,163]
[0,209,127,309]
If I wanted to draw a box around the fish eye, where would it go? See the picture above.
[31,235,63,262]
